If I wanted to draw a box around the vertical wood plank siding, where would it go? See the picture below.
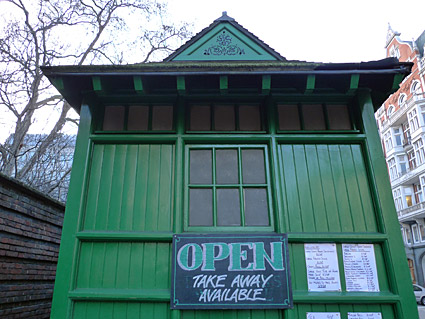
[83,144,174,232]
[280,144,377,233]
[52,96,418,318]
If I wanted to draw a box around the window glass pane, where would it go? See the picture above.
[216,149,238,184]
[217,188,241,226]
[152,105,173,130]
[189,189,213,226]
[190,150,212,184]
[239,105,261,131]
[103,106,125,130]
[242,149,265,184]
[127,105,149,131]
[327,105,351,130]
[244,188,269,226]
[278,105,301,130]
[303,104,326,130]
[190,105,211,131]
[214,105,235,131]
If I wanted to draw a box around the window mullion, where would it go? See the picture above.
[212,147,217,226]
[237,147,245,226]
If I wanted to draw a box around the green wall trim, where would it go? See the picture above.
[287,233,387,243]
[293,292,399,303]
[76,231,173,242]
[50,104,93,318]
[69,289,170,302]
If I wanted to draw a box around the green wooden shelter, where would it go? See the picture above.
[43,12,419,319]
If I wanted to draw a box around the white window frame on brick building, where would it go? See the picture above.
[414,138,425,165]
[408,108,420,132]
[384,130,393,152]
[394,127,403,146]
[399,93,407,106]
[388,157,398,180]
[393,187,403,211]
[411,80,422,94]
[412,224,420,243]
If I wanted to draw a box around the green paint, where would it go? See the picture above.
[171,23,278,61]
[305,75,315,93]
[254,242,284,271]
[230,243,254,271]
[177,76,185,93]
[133,75,143,93]
[202,243,230,271]
[177,243,203,270]
[92,76,102,91]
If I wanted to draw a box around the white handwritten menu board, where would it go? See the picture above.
[348,313,382,319]
[306,313,341,319]
[342,244,379,292]
[305,243,341,292]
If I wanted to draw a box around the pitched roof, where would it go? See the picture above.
[163,12,286,62]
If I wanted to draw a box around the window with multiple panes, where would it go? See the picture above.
[414,183,423,204]
[393,188,403,211]
[393,127,402,146]
[277,104,351,131]
[398,93,407,106]
[412,224,420,243]
[420,223,425,242]
[102,104,174,131]
[387,157,397,180]
[411,81,422,94]
[384,131,393,152]
[414,138,425,165]
[408,108,419,132]
[188,104,263,132]
[408,150,416,170]
[404,227,412,244]
[397,155,407,174]
[402,122,410,145]
[187,146,271,229]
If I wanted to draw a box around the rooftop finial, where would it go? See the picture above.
[215,11,235,22]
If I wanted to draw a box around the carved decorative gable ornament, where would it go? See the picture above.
[164,12,285,62]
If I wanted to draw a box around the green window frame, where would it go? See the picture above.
[184,144,274,231]
[187,103,265,133]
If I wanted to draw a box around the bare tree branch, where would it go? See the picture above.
[0,0,192,201]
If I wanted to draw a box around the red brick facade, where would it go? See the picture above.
[0,174,65,318]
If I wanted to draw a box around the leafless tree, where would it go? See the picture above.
[0,0,191,201]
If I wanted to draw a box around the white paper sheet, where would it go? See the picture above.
[305,243,341,292]
[306,312,341,319]
[342,244,379,292]
[347,312,382,319]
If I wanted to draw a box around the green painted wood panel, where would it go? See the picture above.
[280,144,377,233]
[83,144,175,232]
[73,302,170,319]
[76,242,170,289]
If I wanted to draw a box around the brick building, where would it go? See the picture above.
[375,25,425,285]
[0,173,65,318]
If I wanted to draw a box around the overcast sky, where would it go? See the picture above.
[168,0,425,63]
[1,0,424,143]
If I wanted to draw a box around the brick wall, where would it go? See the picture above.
[0,173,65,318]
